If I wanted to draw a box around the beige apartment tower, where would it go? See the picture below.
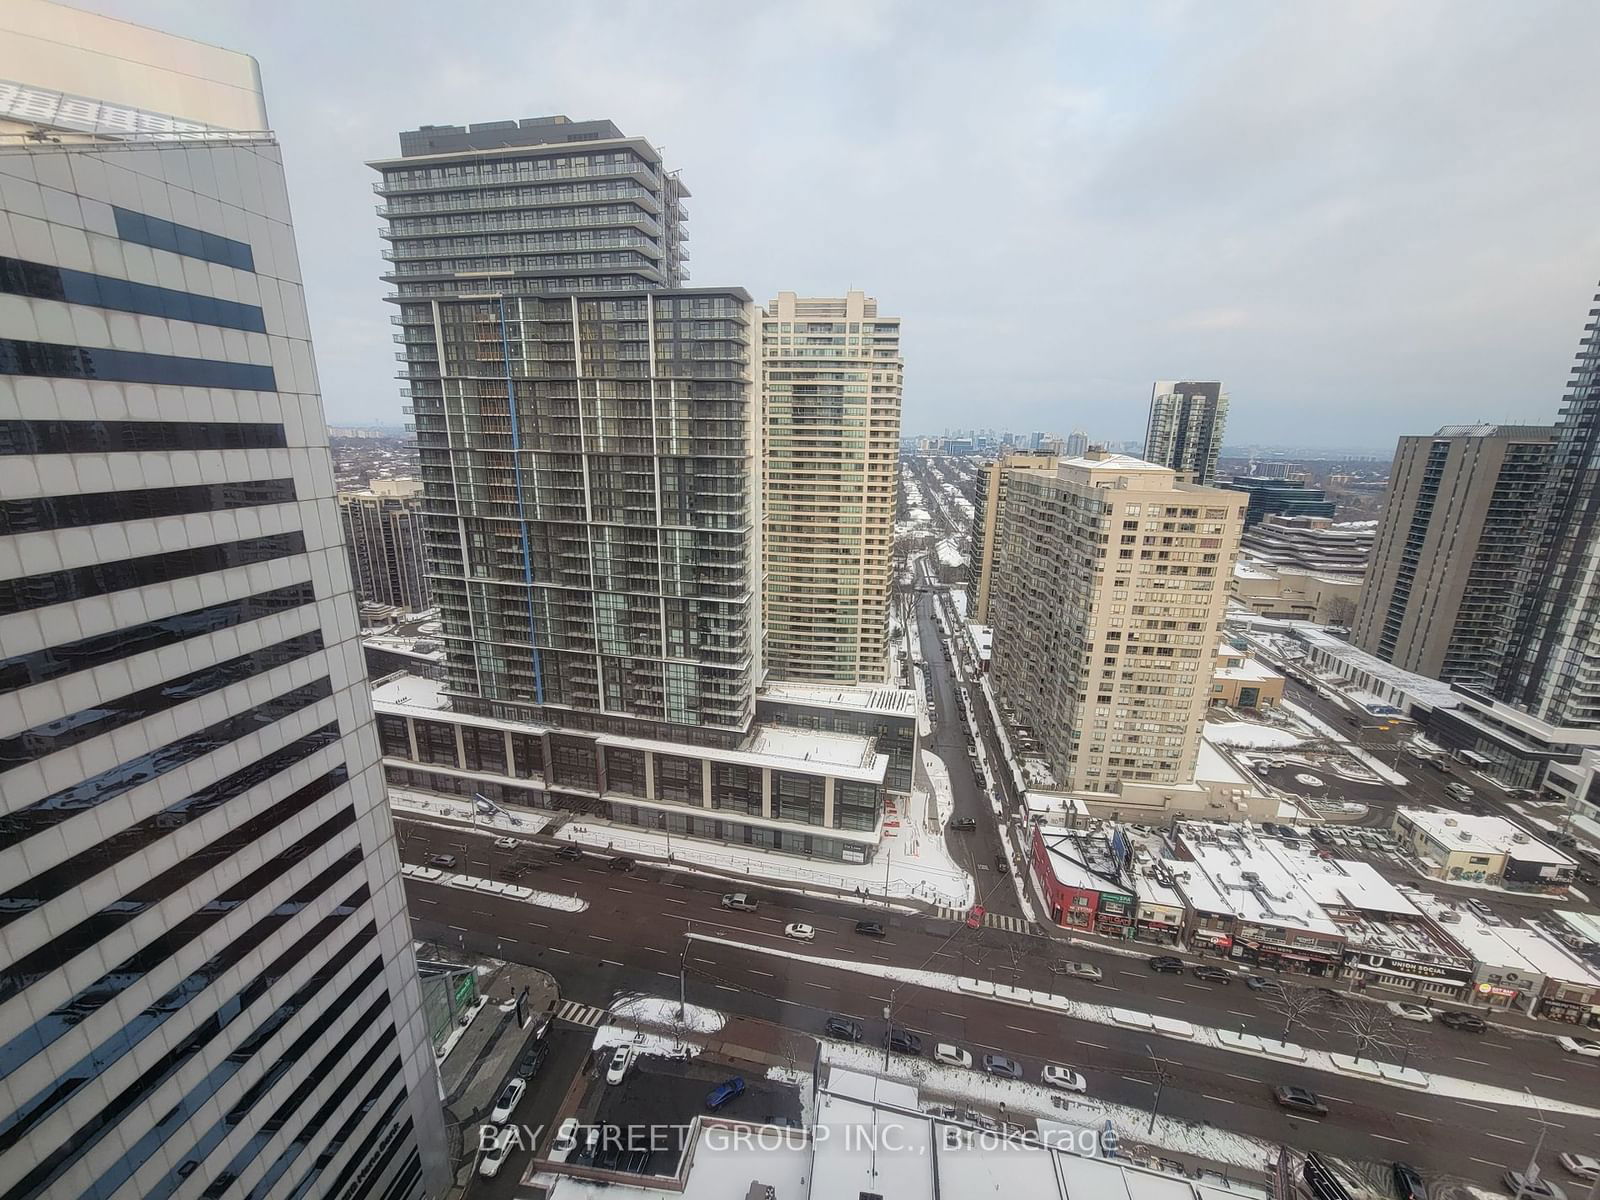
[968,451,1057,623]
[760,291,903,683]
[988,453,1247,793]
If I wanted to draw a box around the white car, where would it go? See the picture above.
[1060,961,1103,981]
[1041,1064,1088,1092]
[489,1077,526,1123]
[1559,1153,1600,1181]
[549,1118,580,1163]
[1386,1001,1434,1023]
[1557,1035,1600,1058]
[605,1044,634,1084]
[493,836,518,850]
[933,1043,972,1069]
[478,1127,514,1178]
[784,923,815,941]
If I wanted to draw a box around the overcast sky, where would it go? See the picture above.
[84,0,1600,450]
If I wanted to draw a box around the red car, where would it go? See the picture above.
[965,905,986,929]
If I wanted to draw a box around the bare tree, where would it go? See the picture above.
[1263,983,1330,1043]
[1330,1002,1400,1065]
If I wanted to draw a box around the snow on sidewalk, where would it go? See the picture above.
[695,935,1600,1119]
[401,862,587,912]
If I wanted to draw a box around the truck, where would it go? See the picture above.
[721,893,759,912]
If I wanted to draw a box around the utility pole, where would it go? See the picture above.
[1145,1043,1171,1134]
[1515,1087,1556,1200]
[678,919,692,1021]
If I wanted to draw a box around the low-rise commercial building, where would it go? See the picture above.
[1221,477,1337,527]
[1211,642,1284,710]
[1230,560,1364,624]
[1393,809,1578,887]
[1031,828,1137,937]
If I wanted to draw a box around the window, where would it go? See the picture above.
[0,256,267,332]
[711,762,761,815]
[655,754,702,803]
[510,733,544,779]
[414,721,459,768]
[0,478,295,536]
[0,418,286,456]
[0,338,277,391]
[376,715,411,759]
[461,726,506,775]
[602,746,646,796]
[112,206,256,270]
[774,772,825,826]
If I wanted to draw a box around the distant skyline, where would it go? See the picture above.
[81,0,1600,445]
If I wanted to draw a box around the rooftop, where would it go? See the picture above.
[1171,824,1342,936]
[1413,894,1600,984]
[1396,809,1578,867]
[760,680,920,717]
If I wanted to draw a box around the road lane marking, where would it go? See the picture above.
[1456,1100,1498,1112]
[1227,1010,1252,1019]
[656,972,676,980]
[1483,1132,1525,1145]
[601,959,624,967]
[749,969,774,978]
[1005,1025,1038,1035]
[1370,1134,1407,1146]
[448,925,468,932]
[941,1011,964,1019]
[414,897,437,904]
[693,956,718,965]
[547,947,570,954]
[714,984,739,993]
[1395,1112,1433,1123]
[1181,983,1210,992]
[1319,1094,1352,1104]
[1531,1071,1565,1082]
[607,887,632,894]
[664,897,688,905]
[1225,1073,1256,1083]
[1469,1158,1508,1170]
[1454,1056,1491,1066]
[1202,1095,1235,1105]
[588,935,611,942]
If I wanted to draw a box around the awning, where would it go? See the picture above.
[1356,963,1472,986]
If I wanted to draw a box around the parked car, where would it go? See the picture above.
[515,1042,549,1079]
[606,856,636,873]
[1391,1161,1426,1200]
[721,892,759,911]
[1578,868,1600,887]
[490,1077,526,1124]
[1147,955,1185,974]
[604,1044,634,1085]
[1558,1154,1600,1182]
[1438,1010,1488,1033]
[549,1118,580,1163]
[933,1043,972,1069]
[1556,1035,1600,1058]
[1503,1170,1567,1200]
[1386,1001,1434,1023]
[884,1028,924,1055]
[705,1076,746,1110]
[950,817,978,831]
[555,845,583,861]
[478,1127,515,1178]
[426,854,457,869]
[1271,1084,1329,1117]
[993,854,1010,876]
[1058,961,1103,981]
[1192,966,1233,984]
[493,836,519,850]
[981,1054,1022,1079]
[854,920,886,937]
[1041,1064,1087,1092]
[1561,1158,1600,1184]
[784,923,815,941]
[824,1016,863,1042]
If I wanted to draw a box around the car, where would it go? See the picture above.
[950,817,978,831]
[1192,966,1233,984]
[1446,782,1477,801]
[1391,1160,1426,1200]
[1438,1010,1488,1033]
[426,854,457,869]
[1058,961,1103,981]
[604,1043,634,1084]
[1503,1171,1567,1200]
[1271,1084,1329,1117]
[493,836,519,850]
[981,1054,1022,1079]
[784,923,814,941]
[933,1043,972,1069]
[824,1016,863,1042]
[498,864,529,882]
[1556,1035,1600,1058]
[1245,975,1280,992]
[489,1077,526,1124]
[1386,1001,1433,1023]
[555,845,583,861]
[478,1127,514,1178]
[1559,1154,1600,1182]
[1577,868,1600,887]
[548,1117,580,1163]
[607,856,636,873]
[1041,1064,1087,1092]
[854,920,886,937]
[964,905,986,929]
[515,1042,549,1079]
[994,853,1010,876]
[1308,827,1332,845]
[721,892,759,911]
[705,1076,746,1111]
[884,1028,924,1055]
[1147,955,1185,974]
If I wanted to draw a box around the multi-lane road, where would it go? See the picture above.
[400,818,1600,1194]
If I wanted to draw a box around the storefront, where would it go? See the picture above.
[1095,892,1135,940]
[1233,933,1343,976]
[1344,955,1474,1001]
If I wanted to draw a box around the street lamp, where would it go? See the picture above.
[1514,1087,1557,1200]
[678,919,693,1022]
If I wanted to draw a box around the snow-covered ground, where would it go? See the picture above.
[610,993,726,1034]
[1281,698,1410,786]
[1203,722,1306,750]
[591,1023,702,1058]
[400,861,588,912]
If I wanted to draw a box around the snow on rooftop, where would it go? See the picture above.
[1202,721,1305,751]
[749,724,877,770]
[371,671,450,710]
[1215,658,1281,683]
[1193,740,1249,789]
[761,680,919,716]
[1397,809,1578,867]
[1173,824,1341,936]
[1412,894,1600,984]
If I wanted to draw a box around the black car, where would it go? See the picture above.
[854,920,886,937]
[555,845,583,861]
[1438,1010,1488,1033]
[1391,1160,1426,1200]
[515,1041,549,1079]
[1192,965,1233,984]
[1147,956,1184,974]
[950,817,978,831]
[884,1028,924,1055]
[994,854,1010,876]
[606,856,636,873]
[824,1016,863,1041]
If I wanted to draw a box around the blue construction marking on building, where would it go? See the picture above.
[498,295,544,703]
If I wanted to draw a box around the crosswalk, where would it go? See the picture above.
[555,999,605,1028]
[935,907,1035,934]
